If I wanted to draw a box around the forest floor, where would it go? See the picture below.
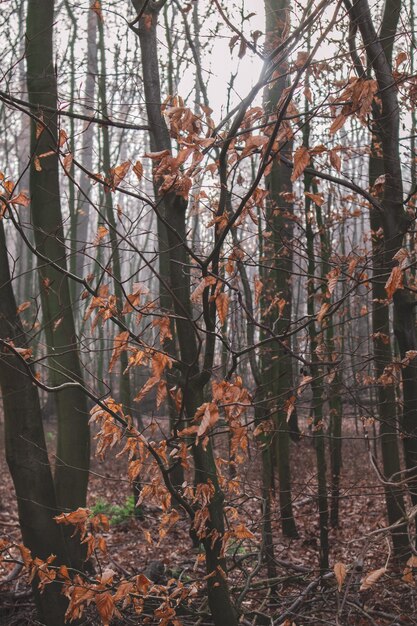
[1,413,416,625]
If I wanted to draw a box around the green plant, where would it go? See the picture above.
[92,495,135,526]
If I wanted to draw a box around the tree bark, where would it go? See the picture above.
[26,0,90,569]
[0,220,68,625]
[131,3,237,623]
[263,0,298,540]
[347,0,415,544]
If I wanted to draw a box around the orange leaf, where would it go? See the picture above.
[196,402,220,439]
[156,379,167,408]
[10,192,30,207]
[54,507,91,526]
[360,567,386,591]
[254,276,263,307]
[16,301,31,314]
[144,149,170,160]
[133,160,143,181]
[135,573,152,595]
[334,562,347,591]
[191,276,217,303]
[91,0,103,21]
[329,148,341,171]
[95,592,115,626]
[291,146,310,181]
[234,523,255,540]
[216,292,229,326]
[330,113,347,134]
[110,161,131,188]
[134,376,159,403]
[58,129,68,147]
[94,225,109,245]
[385,266,403,299]
[63,153,73,173]
[304,192,324,206]
[317,302,330,323]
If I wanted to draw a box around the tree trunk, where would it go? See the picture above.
[134,0,184,491]
[26,0,90,569]
[0,220,68,625]
[73,4,98,298]
[348,0,413,552]
[131,3,237,623]
[263,0,298,540]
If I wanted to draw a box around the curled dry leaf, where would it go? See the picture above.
[16,301,31,314]
[393,247,409,269]
[58,129,68,147]
[191,276,216,304]
[133,160,143,181]
[110,161,131,188]
[10,192,30,207]
[330,113,347,135]
[94,225,109,246]
[254,275,263,307]
[360,566,386,591]
[385,265,403,299]
[317,301,330,323]
[334,561,347,591]
[63,153,73,173]
[291,146,310,182]
[304,192,324,206]
[196,402,220,440]
[329,148,342,171]
[297,375,312,396]
[216,291,229,326]
[234,523,255,540]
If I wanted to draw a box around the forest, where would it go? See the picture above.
[1,0,417,624]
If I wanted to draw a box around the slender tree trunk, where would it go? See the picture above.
[131,3,238,622]
[134,0,184,491]
[263,0,298,539]
[0,221,68,625]
[347,0,410,556]
[26,0,90,569]
[73,4,98,298]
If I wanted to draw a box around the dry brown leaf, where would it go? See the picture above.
[330,113,347,135]
[95,592,115,626]
[94,226,109,245]
[360,567,386,591]
[304,192,324,206]
[329,148,342,171]
[134,376,159,403]
[395,50,407,68]
[58,129,68,147]
[393,247,409,269]
[216,291,229,326]
[317,302,330,323]
[291,146,310,181]
[234,523,255,540]
[196,402,220,439]
[385,265,403,299]
[133,160,143,181]
[16,301,31,314]
[10,192,30,207]
[111,161,131,188]
[254,276,263,307]
[63,153,73,173]
[297,375,312,395]
[334,562,347,592]
[191,276,216,304]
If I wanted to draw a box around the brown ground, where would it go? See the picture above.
[1,414,416,625]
